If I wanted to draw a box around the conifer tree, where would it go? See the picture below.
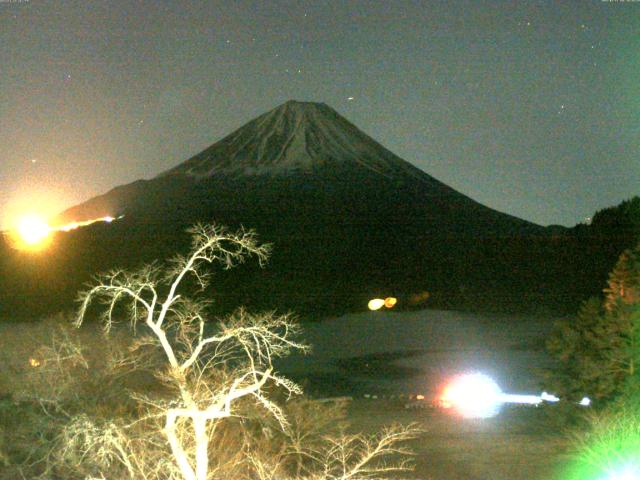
[603,247,640,312]
[546,243,640,406]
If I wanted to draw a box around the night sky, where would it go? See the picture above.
[1,0,638,228]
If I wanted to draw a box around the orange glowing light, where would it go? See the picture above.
[6,214,121,251]
[384,297,397,308]
[13,215,52,250]
[29,357,41,368]
[57,216,116,232]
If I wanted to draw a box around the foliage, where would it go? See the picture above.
[545,242,640,408]
[590,196,640,241]
[545,242,640,480]
[603,246,640,312]
[545,296,630,405]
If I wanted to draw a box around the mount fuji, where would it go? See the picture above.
[2,101,567,317]
[59,100,536,234]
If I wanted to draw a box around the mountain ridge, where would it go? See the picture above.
[157,100,427,179]
[60,100,539,233]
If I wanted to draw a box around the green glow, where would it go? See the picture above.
[563,407,640,480]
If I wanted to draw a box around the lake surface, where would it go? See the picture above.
[277,309,560,398]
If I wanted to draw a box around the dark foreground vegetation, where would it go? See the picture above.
[1,195,639,320]
[543,238,640,479]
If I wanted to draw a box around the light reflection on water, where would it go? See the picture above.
[276,309,558,397]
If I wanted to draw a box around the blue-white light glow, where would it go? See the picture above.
[439,374,585,418]
[441,373,503,418]
[600,463,640,480]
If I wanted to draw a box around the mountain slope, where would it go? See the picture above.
[3,100,569,317]
[58,101,537,235]
[158,100,444,181]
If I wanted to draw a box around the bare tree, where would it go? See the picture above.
[317,425,419,480]
[248,419,420,480]
[68,223,421,480]
[76,224,308,480]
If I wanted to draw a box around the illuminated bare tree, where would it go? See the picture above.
[247,420,420,480]
[76,223,308,480]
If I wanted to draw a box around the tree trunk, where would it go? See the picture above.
[194,417,209,480]
[165,411,197,480]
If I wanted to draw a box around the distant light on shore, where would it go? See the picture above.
[6,214,123,252]
[368,297,398,311]
[368,299,385,311]
[441,373,503,418]
[439,373,585,418]
[57,216,117,232]
[16,215,51,249]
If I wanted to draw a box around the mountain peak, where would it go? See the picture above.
[157,100,428,180]
[259,100,336,132]
[274,99,335,115]
[279,99,328,109]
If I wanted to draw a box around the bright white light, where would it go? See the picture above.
[501,393,543,405]
[438,376,583,418]
[368,297,397,310]
[441,373,503,418]
[541,391,560,403]
[601,463,640,480]
[368,298,385,311]
[57,216,117,232]
[16,215,51,247]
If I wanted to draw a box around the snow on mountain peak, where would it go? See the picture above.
[157,100,430,182]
